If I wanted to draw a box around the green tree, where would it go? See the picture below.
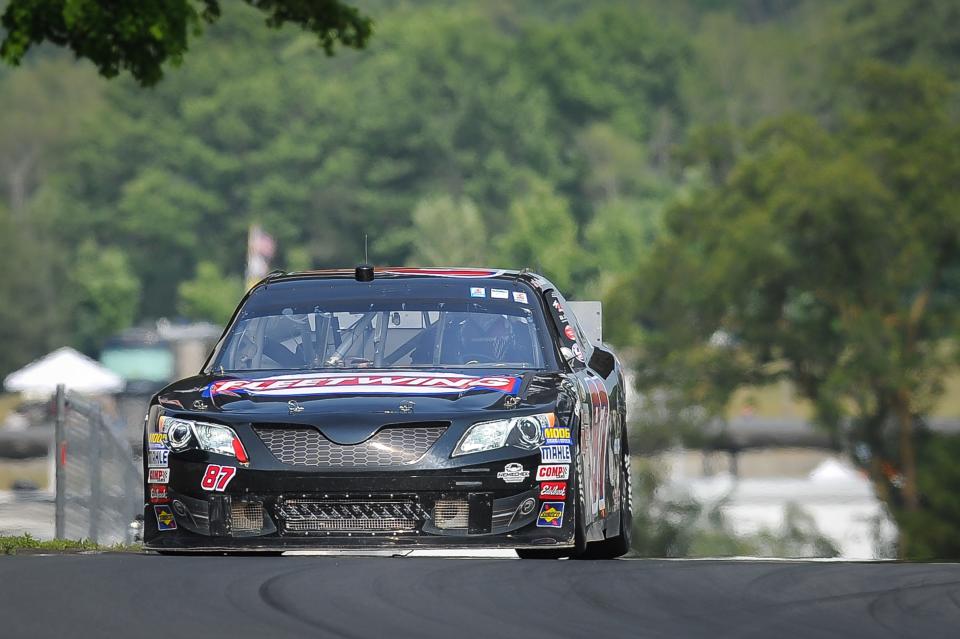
[493,178,581,291]
[177,261,245,326]
[71,241,141,354]
[621,64,960,557]
[376,194,489,267]
[1,0,372,86]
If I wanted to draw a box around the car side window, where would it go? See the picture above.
[544,290,586,369]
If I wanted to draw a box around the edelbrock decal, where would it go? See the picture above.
[205,372,522,398]
[539,481,567,500]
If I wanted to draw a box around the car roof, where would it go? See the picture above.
[260,267,554,290]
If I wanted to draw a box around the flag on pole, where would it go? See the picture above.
[245,224,276,289]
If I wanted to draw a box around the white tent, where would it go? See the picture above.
[4,347,124,397]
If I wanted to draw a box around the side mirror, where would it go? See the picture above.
[588,346,615,379]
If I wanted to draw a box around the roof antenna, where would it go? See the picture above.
[355,233,374,282]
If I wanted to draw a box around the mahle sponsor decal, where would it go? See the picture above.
[147,449,169,468]
[537,502,565,528]
[540,445,571,464]
[538,481,567,500]
[536,464,569,481]
[496,462,529,484]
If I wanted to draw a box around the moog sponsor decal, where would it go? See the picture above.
[542,426,571,446]
[205,372,522,398]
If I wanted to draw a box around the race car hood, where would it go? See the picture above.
[155,370,566,436]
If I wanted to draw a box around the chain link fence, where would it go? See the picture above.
[54,385,142,545]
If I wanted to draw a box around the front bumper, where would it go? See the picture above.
[143,456,574,551]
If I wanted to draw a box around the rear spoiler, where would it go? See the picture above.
[566,301,602,347]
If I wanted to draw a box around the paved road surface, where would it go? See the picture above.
[1,554,958,638]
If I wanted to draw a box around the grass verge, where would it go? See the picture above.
[0,533,141,555]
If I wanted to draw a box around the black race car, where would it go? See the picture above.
[143,266,631,558]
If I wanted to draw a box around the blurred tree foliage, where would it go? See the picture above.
[619,59,960,556]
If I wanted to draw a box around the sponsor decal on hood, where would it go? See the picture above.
[204,371,522,398]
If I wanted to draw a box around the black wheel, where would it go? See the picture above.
[580,423,632,560]
[517,448,587,559]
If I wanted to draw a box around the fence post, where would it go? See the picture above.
[54,384,66,540]
[88,404,103,544]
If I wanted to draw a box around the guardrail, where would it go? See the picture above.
[53,385,141,544]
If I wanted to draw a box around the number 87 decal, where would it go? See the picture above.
[201,464,236,491]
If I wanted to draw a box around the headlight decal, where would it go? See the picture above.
[452,413,556,457]
[157,415,248,464]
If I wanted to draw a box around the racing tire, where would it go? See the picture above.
[579,423,632,560]
[516,449,587,559]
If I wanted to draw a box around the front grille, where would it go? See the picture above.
[253,424,447,467]
[231,501,264,533]
[433,498,469,530]
[276,497,427,533]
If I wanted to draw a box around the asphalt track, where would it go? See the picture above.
[1,554,958,638]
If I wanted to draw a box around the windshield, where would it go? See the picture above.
[209,278,556,372]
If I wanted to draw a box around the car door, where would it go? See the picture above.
[543,289,618,531]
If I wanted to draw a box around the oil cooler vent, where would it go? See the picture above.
[433,498,469,530]
[231,500,265,533]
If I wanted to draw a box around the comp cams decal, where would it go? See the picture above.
[536,502,565,528]
[147,468,170,484]
[536,464,570,481]
[497,463,530,484]
[154,505,177,531]
[205,372,522,398]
